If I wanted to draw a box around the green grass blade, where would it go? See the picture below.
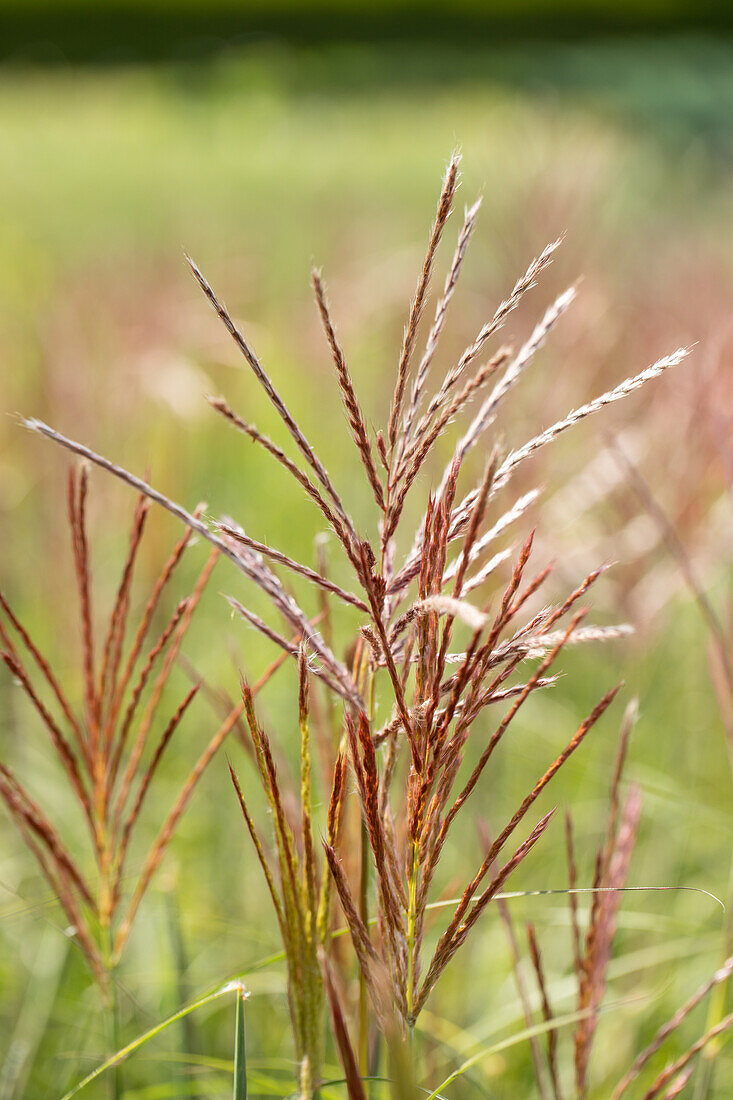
[233,985,248,1100]
[57,981,245,1100]
[421,987,662,1100]
[423,1009,594,1100]
[424,884,725,914]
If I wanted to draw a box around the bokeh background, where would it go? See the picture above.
[1,2,732,1096]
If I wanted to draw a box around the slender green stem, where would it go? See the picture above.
[102,973,121,1100]
[387,1020,418,1100]
[402,835,422,1098]
[100,923,121,1100]
[109,984,121,1100]
[358,663,377,1083]
[233,987,247,1100]
[405,839,419,1023]
[358,815,370,1077]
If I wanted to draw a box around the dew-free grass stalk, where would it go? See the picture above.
[233,985,247,1100]
[357,649,377,1083]
[104,974,121,1100]
[358,815,370,1078]
[405,840,419,1026]
[229,654,344,1098]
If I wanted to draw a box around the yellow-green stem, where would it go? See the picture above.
[100,922,121,1100]
[358,664,376,1081]
[406,839,419,1023]
[358,816,370,1076]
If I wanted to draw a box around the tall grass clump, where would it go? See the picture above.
[0,471,243,1083]
[228,648,346,1097]
[20,154,733,1096]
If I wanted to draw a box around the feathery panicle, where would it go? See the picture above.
[113,549,219,828]
[209,394,359,564]
[0,589,85,759]
[492,348,690,495]
[611,955,733,1099]
[217,521,369,613]
[443,488,540,582]
[112,683,200,907]
[437,282,576,499]
[0,470,244,986]
[109,506,204,730]
[312,268,385,510]
[24,419,363,711]
[638,1013,733,1100]
[0,762,94,910]
[401,196,482,446]
[416,810,556,1016]
[422,240,562,426]
[111,697,246,960]
[575,786,642,1092]
[187,254,354,535]
[387,151,460,452]
[1,651,94,830]
[109,596,191,788]
[229,761,286,935]
[68,464,98,739]
[98,493,149,714]
[388,346,510,523]
[657,1066,696,1099]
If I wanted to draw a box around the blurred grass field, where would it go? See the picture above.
[1,30,733,1098]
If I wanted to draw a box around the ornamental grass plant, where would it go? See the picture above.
[7,153,731,1098]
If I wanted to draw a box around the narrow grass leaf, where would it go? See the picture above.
[233,985,248,1100]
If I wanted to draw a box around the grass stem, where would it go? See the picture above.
[359,816,370,1078]
[233,985,247,1100]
